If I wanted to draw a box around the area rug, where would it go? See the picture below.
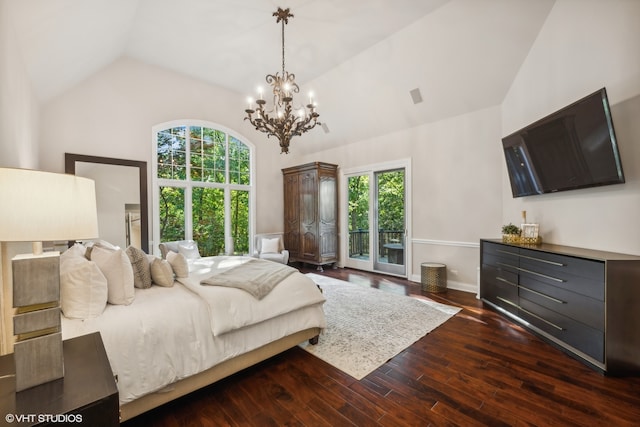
[300,273,461,380]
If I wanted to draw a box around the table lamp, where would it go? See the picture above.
[0,168,98,391]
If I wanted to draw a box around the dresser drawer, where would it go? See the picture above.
[519,249,604,298]
[518,274,604,331]
[518,257,604,301]
[519,299,604,363]
[481,264,518,316]
[483,241,519,260]
[483,252,519,273]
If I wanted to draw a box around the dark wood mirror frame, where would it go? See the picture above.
[65,153,149,253]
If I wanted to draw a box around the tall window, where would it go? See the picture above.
[152,121,254,256]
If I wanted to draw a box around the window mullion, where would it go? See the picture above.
[184,127,193,240]
[224,133,231,254]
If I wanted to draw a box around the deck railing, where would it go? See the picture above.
[348,229,404,257]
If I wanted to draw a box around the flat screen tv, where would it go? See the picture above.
[502,88,624,198]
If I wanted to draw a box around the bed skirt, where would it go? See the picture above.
[119,327,321,421]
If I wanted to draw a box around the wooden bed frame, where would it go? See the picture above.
[119,327,321,422]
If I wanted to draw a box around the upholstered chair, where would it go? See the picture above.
[254,233,289,264]
[158,240,201,259]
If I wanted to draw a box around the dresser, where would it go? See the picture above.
[0,332,119,426]
[282,162,338,271]
[480,239,640,374]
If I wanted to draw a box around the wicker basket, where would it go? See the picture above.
[421,263,447,293]
[520,236,542,245]
[502,234,521,244]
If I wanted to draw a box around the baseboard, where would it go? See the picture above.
[409,274,477,294]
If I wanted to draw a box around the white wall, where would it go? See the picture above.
[23,0,640,299]
[290,106,503,291]
[38,57,290,247]
[502,0,640,255]
[0,0,39,168]
[0,0,41,355]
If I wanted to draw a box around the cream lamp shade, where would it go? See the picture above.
[0,168,99,245]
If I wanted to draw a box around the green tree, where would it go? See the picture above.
[157,125,251,257]
[377,170,404,232]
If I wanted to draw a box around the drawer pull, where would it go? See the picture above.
[496,296,519,308]
[516,266,565,283]
[496,261,518,270]
[496,249,519,257]
[519,253,565,267]
[519,307,565,331]
[496,276,517,287]
[519,286,565,304]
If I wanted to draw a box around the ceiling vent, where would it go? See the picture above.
[410,88,423,104]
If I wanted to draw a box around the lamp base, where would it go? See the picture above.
[14,333,64,392]
[12,253,64,392]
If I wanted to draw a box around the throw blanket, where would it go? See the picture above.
[200,258,296,299]
[178,256,326,336]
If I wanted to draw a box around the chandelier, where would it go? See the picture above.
[244,7,320,154]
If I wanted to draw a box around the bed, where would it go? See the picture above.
[60,245,326,422]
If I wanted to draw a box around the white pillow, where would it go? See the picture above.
[90,246,135,305]
[61,243,88,260]
[167,251,189,278]
[261,237,281,254]
[178,242,201,259]
[60,256,108,319]
[86,239,119,250]
[150,258,175,287]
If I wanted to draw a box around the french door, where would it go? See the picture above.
[344,162,408,277]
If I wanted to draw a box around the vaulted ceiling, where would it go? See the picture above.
[6,0,556,152]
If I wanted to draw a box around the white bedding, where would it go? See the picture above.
[179,256,326,335]
[61,258,326,405]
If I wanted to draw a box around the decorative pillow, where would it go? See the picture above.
[261,237,281,254]
[90,246,135,305]
[150,258,174,287]
[61,243,88,261]
[178,242,201,259]
[60,256,108,319]
[158,242,178,259]
[166,251,189,278]
[126,246,152,289]
[85,239,119,259]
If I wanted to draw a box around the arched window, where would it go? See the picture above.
[152,121,255,256]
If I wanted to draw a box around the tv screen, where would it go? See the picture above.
[502,88,624,198]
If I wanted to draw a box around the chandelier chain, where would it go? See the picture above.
[281,15,285,76]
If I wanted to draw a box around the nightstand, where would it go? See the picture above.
[0,332,118,426]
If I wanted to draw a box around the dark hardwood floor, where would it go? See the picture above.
[123,266,640,426]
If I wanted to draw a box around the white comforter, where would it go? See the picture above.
[179,256,326,335]
[61,258,326,405]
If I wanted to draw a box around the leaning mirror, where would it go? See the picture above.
[65,153,149,253]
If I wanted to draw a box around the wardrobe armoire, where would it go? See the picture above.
[282,162,338,271]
